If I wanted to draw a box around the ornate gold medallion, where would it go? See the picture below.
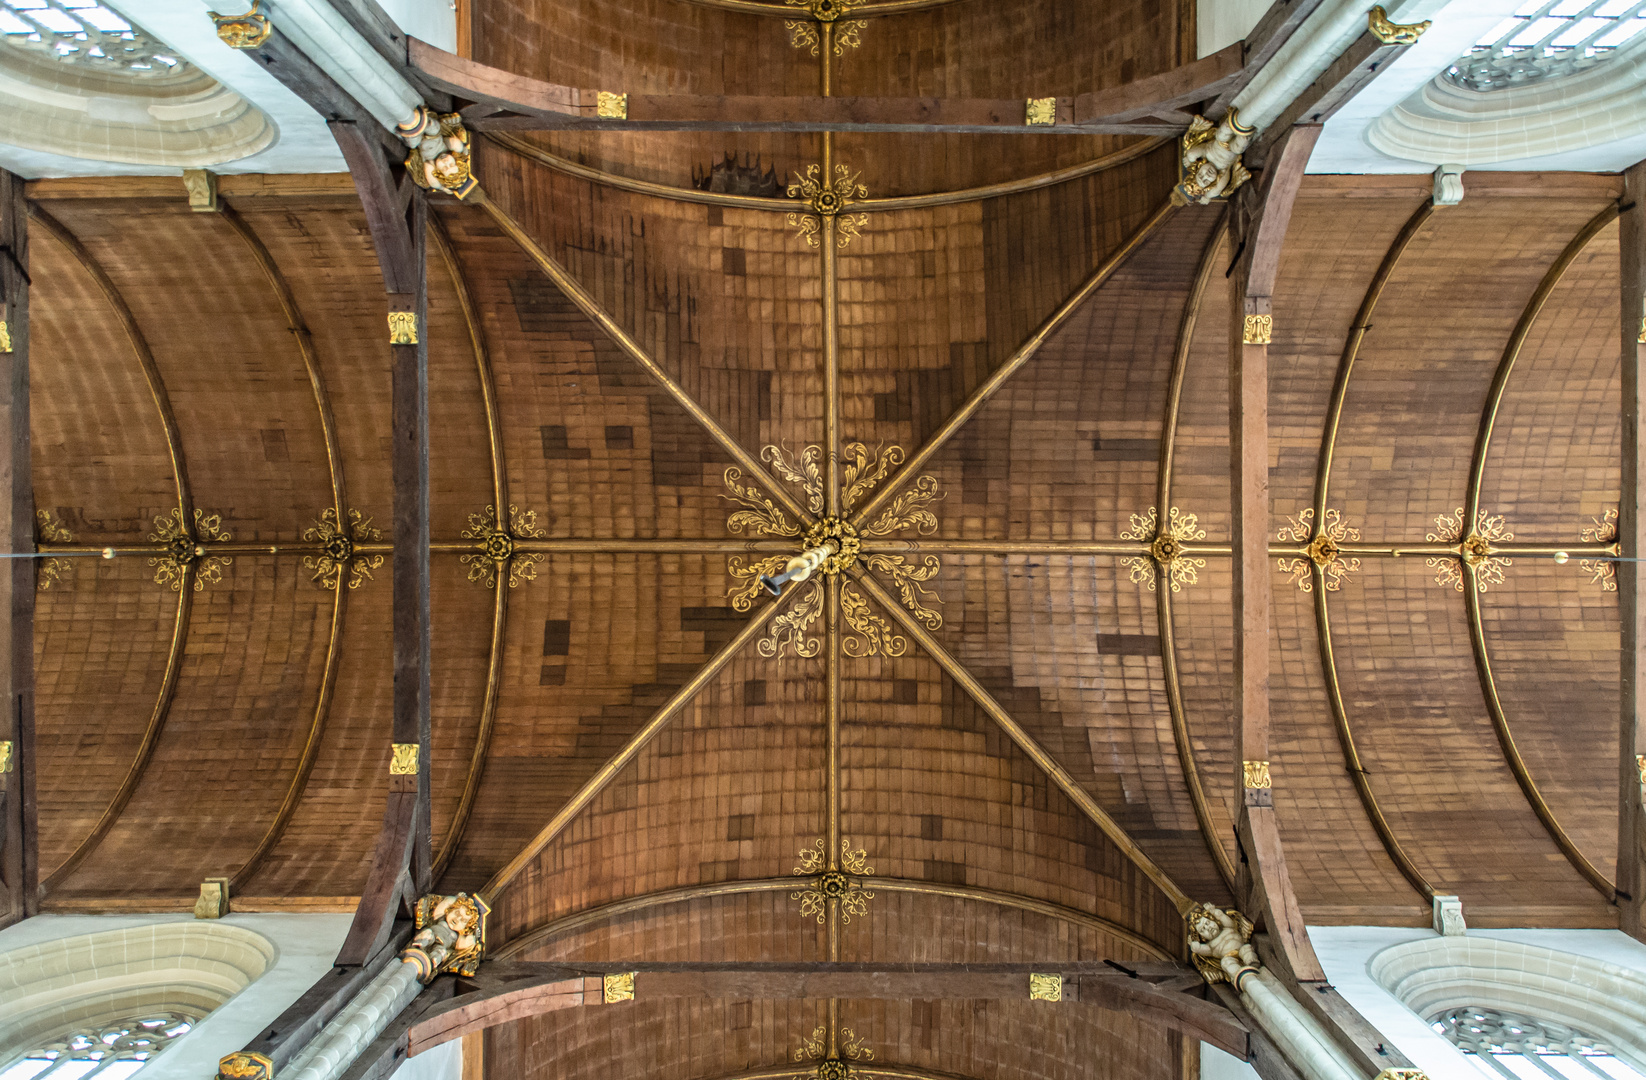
[1276,508,1362,592]
[1427,507,1513,592]
[149,507,232,591]
[788,165,870,249]
[462,504,545,588]
[1121,507,1208,592]
[791,838,875,923]
[1578,508,1619,592]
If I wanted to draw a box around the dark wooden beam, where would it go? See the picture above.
[321,0,453,111]
[402,962,1249,1060]
[1621,158,1646,943]
[1246,31,1413,169]
[235,27,404,156]
[411,38,1235,135]
[0,169,34,927]
[1210,0,1332,115]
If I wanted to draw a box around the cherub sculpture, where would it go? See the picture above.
[1178,110,1254,205]
[400,108,475,198]
[1186,902,1260,989]
[400,892,489,981]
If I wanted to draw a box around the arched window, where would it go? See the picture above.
[1434,1006,1646,1079]
[0,1013,197,1080]
[1445,0,1646,92]
[0,1,185,76]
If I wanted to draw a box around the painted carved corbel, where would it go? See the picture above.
[1186,902,1261,990]
[1176,110,1255,205]
[399,891,490,981]
[397,107,478,199]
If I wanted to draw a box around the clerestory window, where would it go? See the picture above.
[0,1014,197,1080]
[1434,1006,1646,1080]
[0,0,186,76]
[1444,0,1646,91]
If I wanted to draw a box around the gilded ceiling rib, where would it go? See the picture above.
[429,214,508,883]
[1155,213,1238,896]
[850,197,1177,532]
[479,589,802,904]
[216,204,349,895]
[847,570,1195,923]
[1307,197,1439,903]
[493,876,1168,961]
[1461,204,1621,902]
[469,186,811,525]
[29,206,197,898]
[486,131,1169,213]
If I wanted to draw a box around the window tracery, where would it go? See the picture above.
[1445,0,1646,92]
[0,1013,197,1080]
[0,1,186,77]
[1434,1006,1646,1080]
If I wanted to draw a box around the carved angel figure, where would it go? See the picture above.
[1179,111,1254,204]
[401,110,474,197]
[1185,902,1260,989]
[400,892,488,981]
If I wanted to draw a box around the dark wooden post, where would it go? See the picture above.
[0,168,35,927]
[1620,158,1646,942]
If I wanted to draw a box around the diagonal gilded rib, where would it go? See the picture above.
[851,197,1176,530]
[469,185,810,524]
[479,588,799,903]
[849,570,1194,915]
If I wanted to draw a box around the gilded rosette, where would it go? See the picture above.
[1427,507,1514,592]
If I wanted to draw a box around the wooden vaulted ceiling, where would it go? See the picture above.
[17,0,1632,1074]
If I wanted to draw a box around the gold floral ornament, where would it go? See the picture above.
[149,507,232,592]
[795,1023,873,1080]
[763,443,826,515]
[461,504,546,588]
[1368,5,1431,44]
[1426,507,1513,592]
[842,442,903,511]
[1121,507,1208,592]
[792,838,875,924]
[302,508,384,590]
[783,0,867,55]
[1276,508,1362,593]
[759,580,826,659]
[400,892,489,982]
[1578,508,1619,592]
[217,1052,273,1080]
[399,108,477,199]
[208,2,271,49]
[788,164,870,249]
[34,509,74,591]
[841,581,906,658]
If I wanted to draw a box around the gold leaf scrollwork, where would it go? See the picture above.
[784,19,820,53]
[302,508,385,590]
[1426,507,1513,592]
[461,504,546,588]
[1579,508,1619,592]
[1275,508,1362,593]
[1121,506,1207,592]
[35,509,74,591]
[148,507,233,592]
[840,581,905,658]
[795,1024,874,1064]
[759,580,825,659]
[841,442,903,513]
[787,164,870,249]
[863,553,942,630]
[790,838,876,924]
[723,467,800,538]
[861,475,941,538]
[762,444,825,515]
[728,553,790,612]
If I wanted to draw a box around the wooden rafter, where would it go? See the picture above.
[0,169,33,925]
[1621,158,1646,942]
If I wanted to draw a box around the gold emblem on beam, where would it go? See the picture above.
[462,504,546,588]
[1637,754,1645,787]
[1122,507,1208,592]
[1242,313,1273,344]
[1277,508,1362,592]
[1367,6,1431,45]
[602,971,636,1003]
[0,740,11,773]
[217,1051,274,1080]
[1426,507,1513,592]
[1577,508,1619,592]
[209,2,271,49]
[795,1023,872,1080]
[390,742,419,775]
[1242,760,1272,789]
[596,92,628,120]
[35,509,74,591]
[784,0,867,55]
[1638,315,1645,344]
[1025,98,1057,126]
[792,838,875,923]
[149,507,232,591]
[1374,1071,1433,1080]
[0,320,10,353]
[788,164,870,249]
[303,508,385,590]
[387,311,419,345]
[1028,973,1063,1001]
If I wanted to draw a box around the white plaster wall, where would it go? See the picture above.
[1201,1043,1263,1080]
[379,0,457,52]
[1309,926,1646,1078]
[0,913,350,1080]
[1199,0,1272,57]
[401,1034,462,1080]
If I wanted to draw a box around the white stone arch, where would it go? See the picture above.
[1368,936,1646,1074]
[0,922,275,1070]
